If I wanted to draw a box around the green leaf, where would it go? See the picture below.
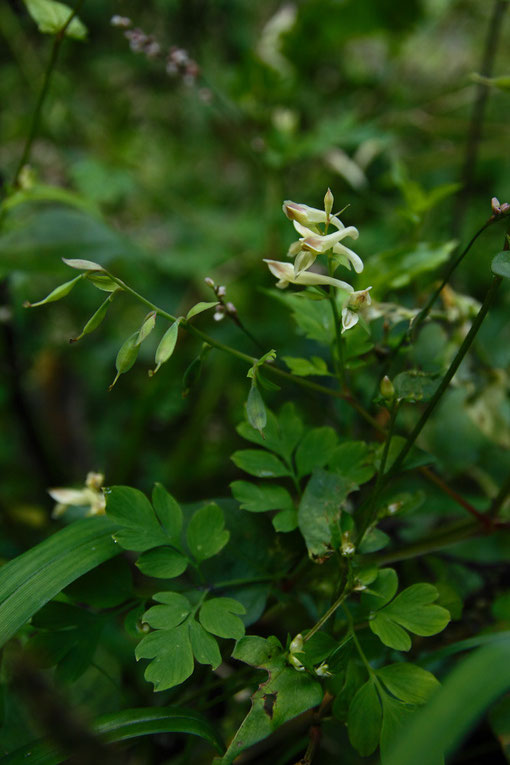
[277,402,304,462]
[295,427,338,478]
[23,0,87,39]
[0,517,119,649]
[186,301,218,320]
[230,481,294,513]
[377,663,440,705]
[491,251,510,279]
[1,706,225,763]
[199,597,246,640]
[361,568,399,610]
[370,612,412,651]
[383,584,451,636]
[231,450,291,478]
[105,486,168,551]
[272,508,298,532]
[348,679,382,756]
[25,274,83,307]
[246,383,267,436]
[328,441,375,485]
[298,469,352,559]
[188,619,222,669]
[152,483,183,544]
[282,356,332,377]
[135,623,194,691]
[221,636,322,764]
[393,370,439,402]
[385,641,510,765]
[142,592,192,629]
[380,693,420,763]
[151,319,181,375]
[136,548,188,578]
[369,582,450,651]
[186,503,229,561]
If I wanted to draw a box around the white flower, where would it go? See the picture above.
[293,220,362,274]
[283,196,362,276]
[48,471,106,518]
[341,287,372,333]
[264,259,354,292]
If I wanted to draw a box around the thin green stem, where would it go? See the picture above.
[412,219,494,338]
[388,275,502,480]
[304,567,350,643]
[102,270,383,430]
[362,519,480,566]
[13,0,85,186]
[342,604,375,677]
[356,399,401,541]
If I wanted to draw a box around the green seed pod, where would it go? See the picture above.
[85,273,120,292]
[150,319,180,376]
[109,331,140,390]
[137,311,157,345]
[24,274,83,308]
[246,382,266,437]
[71,293,115,343]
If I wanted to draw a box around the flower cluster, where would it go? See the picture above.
[264,190,372,332]
[110,16,208,95]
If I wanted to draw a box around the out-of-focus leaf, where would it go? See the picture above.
[0,706,225,763]
[385,641,510,765]
[0,518,119,648]
[23,0,87,39]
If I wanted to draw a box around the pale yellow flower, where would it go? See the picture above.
[264,259,354,292]
[48,472,106,518]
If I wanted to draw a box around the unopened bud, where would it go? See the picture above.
[341,531,355,556]
[380,375,395,401]
[225,302,237,316]
[217,285,227,297]
[204,277,215,288]
[492,197,501,214]
[324,188,334,216]
[289,634,304,654]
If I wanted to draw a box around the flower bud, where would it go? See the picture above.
[492,197,501,214]
[204,277,215,288]
[341,531,355,556]
[380,375,395,401]
[324,187,334,216]
[289,633,304,654]
[217,285,227,297]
